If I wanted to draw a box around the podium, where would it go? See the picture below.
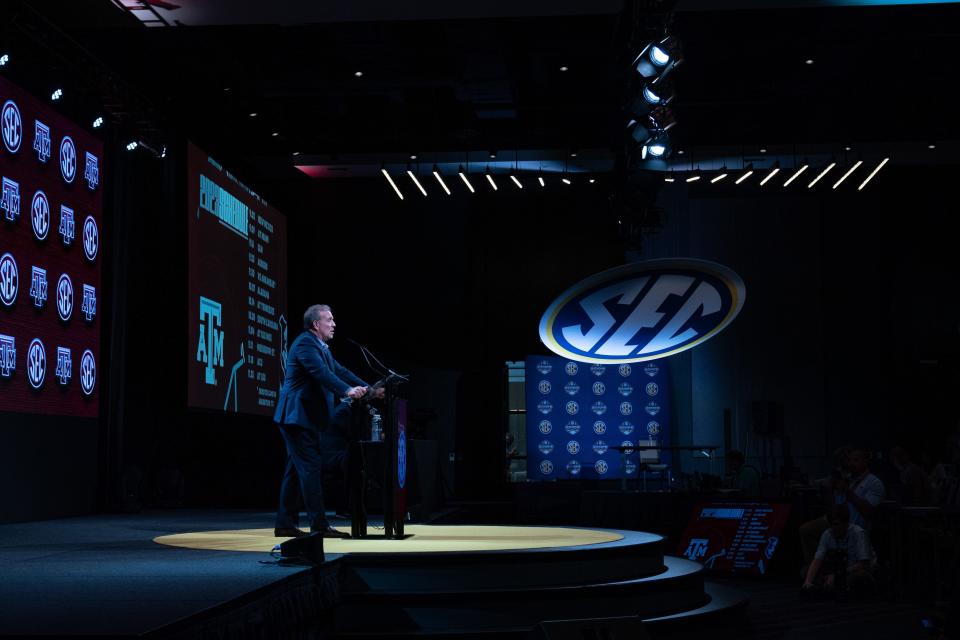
[349,374,408,539]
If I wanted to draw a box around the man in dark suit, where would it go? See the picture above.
[273,304,372,538]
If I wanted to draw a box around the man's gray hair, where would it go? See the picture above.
[303,304,331,330]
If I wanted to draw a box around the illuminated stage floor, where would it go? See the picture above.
[155,524,628,553]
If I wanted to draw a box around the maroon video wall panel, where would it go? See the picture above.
[0,76,103,417]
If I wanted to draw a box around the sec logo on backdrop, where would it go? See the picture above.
[539,258,745,363]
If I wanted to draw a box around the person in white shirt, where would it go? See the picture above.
[803,504,876,593]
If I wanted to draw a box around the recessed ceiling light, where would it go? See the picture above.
[805,59,814,65]
[354,71,363,77]
[760,148,767,153]
[410,154,417,160]
[677,150,685,155]
[292,151,300,156]
[928,144,936,149]
[249,112,257,117]
[845,146,852,151]
[559,66,569,72]
[271,132,279,137]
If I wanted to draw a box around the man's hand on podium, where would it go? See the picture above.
[346,386,368,399]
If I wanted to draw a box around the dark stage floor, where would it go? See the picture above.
[0,509,337,637]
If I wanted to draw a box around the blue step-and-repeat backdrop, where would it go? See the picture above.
[525,355,671,480]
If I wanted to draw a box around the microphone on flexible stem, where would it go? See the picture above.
[346,338,408,382]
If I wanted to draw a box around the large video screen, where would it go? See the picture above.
[0,76,103,417]
[187,143,287,416]
[678,502,791,575]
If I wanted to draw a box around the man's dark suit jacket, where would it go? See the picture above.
[273,331,367,430]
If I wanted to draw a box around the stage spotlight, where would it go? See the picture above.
[432,166,451,195]
[458,166,475,193]
[510,175,523,189]
[627,83,673,120]
[832,160,862,189]
[735,165,754,184]
[406,169,427,196]
[51,88,63,101]
[381,168,404,200]
[782,164,809,187]
[643,139,669,159]
[759,163,780,186]
[0,54,9,67]
[807,162,835,188]
[632,37,678,82]
[92,116,103,129]
[711,168,728,184]
[485,168,498,191]
[857,157,889,191]
[125,141,138,151]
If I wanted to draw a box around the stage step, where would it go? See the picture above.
[335,556,732,636]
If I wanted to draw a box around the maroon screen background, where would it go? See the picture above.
[186,142,287,417]
[0,76,103,417]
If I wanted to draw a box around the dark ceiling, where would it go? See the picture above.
[4,1,958,181]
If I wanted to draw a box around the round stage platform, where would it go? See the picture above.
[155,524,626,553]
[155,524,745,636]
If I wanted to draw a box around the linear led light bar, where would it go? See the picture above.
[710,172,728,184]
[783,165,808,187]
[759,167,780,186]
[510,175,523,189]
[485,174,498,190]
[407,170,427,196]
[807,163,835,188]
[685,175,700,183]
[538,176,545,187]
[381,168,403,200]
[857,158,889,191]
[832,160,862,189]
[458,171,475,193]
[735,169,754,185]
[433,171,451,195]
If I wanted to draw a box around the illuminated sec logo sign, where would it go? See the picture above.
[80,349,96,396]
[2,100,22,153]
[27,338,46,389]
[539,259,746,364]
[57,273,73,321]
[60,136,77,183]
[0,253,18,307]
[31,191,50,240]
[83,216,99,261]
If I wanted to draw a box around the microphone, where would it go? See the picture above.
[346,338,409,382]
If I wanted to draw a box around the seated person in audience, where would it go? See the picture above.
[723,449,760,496]
[889,445,932,506]
[836,449,886,529]
[800,446,852,570]
[803,504,876,594]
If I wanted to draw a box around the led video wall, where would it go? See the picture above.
[0,76,103,417]
[186,143,287,416]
